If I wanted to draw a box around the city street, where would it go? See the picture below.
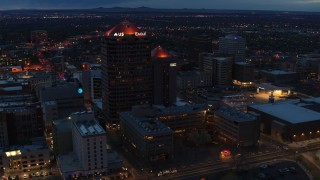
[3,164,62,180]
[157,142,320,179]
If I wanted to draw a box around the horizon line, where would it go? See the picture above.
[0,6,319,13]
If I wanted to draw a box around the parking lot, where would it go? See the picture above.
[187,161,310,180]
[237,161,310,180]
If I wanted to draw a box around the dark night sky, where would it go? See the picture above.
[0,0,319,11]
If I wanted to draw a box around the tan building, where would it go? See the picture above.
[0,138,50,173]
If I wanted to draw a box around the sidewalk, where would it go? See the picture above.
[287,138,320,148]
[302,152,320,170]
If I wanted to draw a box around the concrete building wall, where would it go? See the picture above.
[214,113,260,146]
[177,71,212,90]
[71,113,108,172]
[119,114,174,161]
[42,101,58,132]
[0,113,9,148]
[153,58,177,106]
[233,62,255,84]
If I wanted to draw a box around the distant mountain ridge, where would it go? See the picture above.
[1,6,320,15]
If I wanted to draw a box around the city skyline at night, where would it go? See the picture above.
[0,1,319,179]
[0,0,319,11]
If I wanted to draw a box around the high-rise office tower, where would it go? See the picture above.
[198,53,234,86]
[219,34,246,60]
[82,70,102,102]
[102,20,153,124]
[198,53,215,72]
[212,56,234,86]
[152,46,177,106]
[233,62,255,86]
[0,101,43,147]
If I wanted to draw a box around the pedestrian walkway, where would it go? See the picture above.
[287,138,320,148]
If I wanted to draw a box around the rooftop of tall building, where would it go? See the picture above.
[106,20,146,39]
[151,46,170,58]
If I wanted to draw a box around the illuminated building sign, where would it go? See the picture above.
[135,32,146,37]
[5,150,22,157]
[113,32,124,37]
[145,136,154,140]
[170,63,176,67]
[78,88,83,94]
[113,32,146,37]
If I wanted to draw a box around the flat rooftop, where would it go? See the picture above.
[255,83,292,91]
[1,137,48,154]
[178,71,209,77]
[249,102,320,124]
[0,106,37,113]
[215,105,257,122]
[213,57,232,61]
[75,118,105,136]
[44,101,57,106]
[261,70,296,75]
[53,119,72,133]
[1,86,22,91]
[58,153,82,173]
[120,112,172,136]
[158,104,206,115]
[303,97,320,105]
[235,61,251,65]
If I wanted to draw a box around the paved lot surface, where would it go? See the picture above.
[183,161,310,180]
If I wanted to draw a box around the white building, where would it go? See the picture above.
[57,112,108,179]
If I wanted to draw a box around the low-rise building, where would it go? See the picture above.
[260,70,298,83]
[214,105,260,146]
[156,104,207,135]
[248,98,320,142]
[120,112,173,161]
[0,137,50,173]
